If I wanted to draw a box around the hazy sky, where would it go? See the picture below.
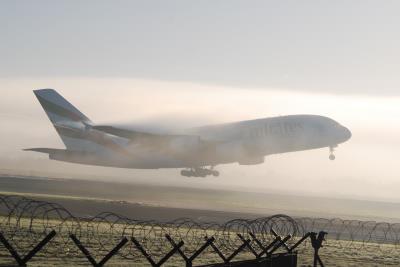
[1,1,400,202]
[1,1,400,95]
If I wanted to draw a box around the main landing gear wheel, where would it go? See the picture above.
[181,170,193,177]
[211,170,219,177]
[329,146,336,161]
[180,167,219,177]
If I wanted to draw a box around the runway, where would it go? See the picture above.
[1,174,400,222]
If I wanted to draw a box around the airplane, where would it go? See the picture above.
[25,89,352,177]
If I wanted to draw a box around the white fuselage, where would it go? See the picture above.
[28,89,352,172]
[58,114,350,169]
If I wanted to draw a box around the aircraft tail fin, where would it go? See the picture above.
[34,89,91,123]
[34,89,92,150]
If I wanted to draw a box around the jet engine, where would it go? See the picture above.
[168,136,203,154]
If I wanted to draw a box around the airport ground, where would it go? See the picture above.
[1,174,400,222]
[0,174,400,266]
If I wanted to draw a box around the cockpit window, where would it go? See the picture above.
[326,118,340,127]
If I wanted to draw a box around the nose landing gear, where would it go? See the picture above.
[329,146,336,160]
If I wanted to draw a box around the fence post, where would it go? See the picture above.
[131,235,184,267]
[166,234,215,267]
[237,233,258,258]
[271,229,291,252]
[157,237,184,266]
[268,235,292,255]
[0,230,56,267]
[22,230,57,264]
[97,237,128,266]
[188,237,215,264]
[225,237,251,262]
[70,234,128,267]
[165,234,189,265]
[256,236,280,257]
[131,236,157,267]
[288,233,311,252]
[207,235,252,263]
[310,231,327,267]
[208,238,227,263]
[0,231,24,266]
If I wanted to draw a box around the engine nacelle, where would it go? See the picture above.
[168,136,202,154]
[215,140,266,165]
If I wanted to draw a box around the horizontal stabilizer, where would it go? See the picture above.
[24,148,107,166]
[23,148,66,154]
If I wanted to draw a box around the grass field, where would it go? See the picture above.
[1,176,400,266]
[1,216,400,266]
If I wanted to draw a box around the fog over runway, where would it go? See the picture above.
[1,175,400,223]
[1,78,400,203]
[1,1,400,223]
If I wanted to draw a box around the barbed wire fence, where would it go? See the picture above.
[0,195,399,266]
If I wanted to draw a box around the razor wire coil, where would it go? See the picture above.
[0,195,399,260]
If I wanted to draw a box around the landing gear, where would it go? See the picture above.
[329,146,336,161]
[180,167,219,177]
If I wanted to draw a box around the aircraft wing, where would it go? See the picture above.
[93,125,191,141]
[92,125,218,157]
[92,125,208,153]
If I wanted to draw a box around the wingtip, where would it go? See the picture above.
[33,88,56,95]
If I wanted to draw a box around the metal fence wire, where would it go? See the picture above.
[0,195,399,266]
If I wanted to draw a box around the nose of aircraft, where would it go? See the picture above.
[341,126,352,142]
